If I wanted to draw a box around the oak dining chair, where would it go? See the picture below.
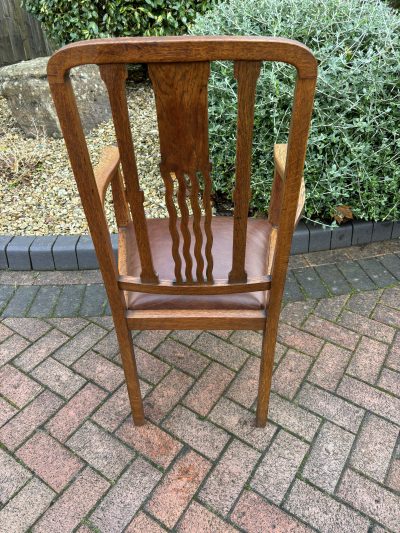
[47,36,317,428]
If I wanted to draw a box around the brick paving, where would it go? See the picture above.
[0,240,399,532]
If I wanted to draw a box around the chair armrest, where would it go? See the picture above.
[94,146,120,205]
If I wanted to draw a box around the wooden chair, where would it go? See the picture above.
[47,36,317,428]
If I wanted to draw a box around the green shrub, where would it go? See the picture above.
[191,0,400,223]
[22,0,211,45]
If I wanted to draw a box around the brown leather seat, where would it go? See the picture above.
[122,216,272,311]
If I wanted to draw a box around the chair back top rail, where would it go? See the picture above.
[47,36,317,293]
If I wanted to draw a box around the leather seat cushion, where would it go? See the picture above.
[124,216,272,310]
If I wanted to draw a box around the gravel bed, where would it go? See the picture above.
[0,82,168,235]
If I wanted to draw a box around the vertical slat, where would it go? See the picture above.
[111,167,130,227]
[187,171,204,283]
[175,170,193,282]
[160,166,183,283]
[229,61,261,283]
[202,166,214,282]
[100,64,158,283]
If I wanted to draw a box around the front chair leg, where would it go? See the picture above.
[256,315,278,427]
[115,321,145,426]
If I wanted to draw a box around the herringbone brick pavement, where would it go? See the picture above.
[0,266,399,531]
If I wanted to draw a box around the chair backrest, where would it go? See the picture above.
[48,36,317,296]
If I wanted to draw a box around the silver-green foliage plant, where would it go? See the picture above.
[191,0,400,222]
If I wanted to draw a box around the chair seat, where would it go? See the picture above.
[121,216,273,311]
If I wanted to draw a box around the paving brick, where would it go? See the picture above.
[351,221,373,246]
[303,314,360,350]
[314,295,348,321]
[0,364,42,408]
[14,328,68,371]
[350,414,399,483]
[380,286,400,309]
[126,511,167,533]
[307,222,332,252]
[3,317,52,342]
[47,317,88,336]
[338,310,395,344]
[302,421,354,492]
[387,332,400,371]
[377,368,400,397]
[133,330,169,352]
[53,284,86,317]
[314,263,352,295]
[183,362,234,416]
[153,338,208,377]
[73,350,124,391]
[0,285,15,314]
[386,458,400,492]
[338,375,400,425]
[80,284,107,316]
[283,270,305,301]
[347,337,387,384]
[338,469,400,532]
[170,330,200,346]
[226,356,260,408]
[2,285,39,317]
[308,343,351,391]
[46,382,107,442]
[0,478,55,533]
[232,490,311,533]
[229,330,263,355]
[53,323,107,365]
[272,349,312,399]
[90,458,162,533]
[359,257,396,288]
[192,332,248,371]
[280,300,316,328]
[117,417,182,468]
[210,397,277,450]
[345,290,382,317]
[29,235,57,271]
[135,347,170,384]
[32,357,86,399]
[337,260,377,291]
[200,439,260,515]
[379,255,400,280]
[0,322,12,343]
[146,449,211,529]
[91,384,133,432]
[268,392,321,441]
[6,236,35,270]
[0,390,63,451]
[0,397,17,427]
[179,501,238,533]
[292,267,329,299]
[52,235,79,270]
[277,322,324,357]
[297,383,364,433]
[0,447,31,504]
[251,430,308,504]
[331,224,352,249]
[163,405,229,460]
[17,431,83,492]
[144,368,193,423]
[93,330,119,359]
[33,467,109,533]
[67,421,133,481]
[27,286,61,318]
[373,303,400,328]
[0,236,12,269]
[0,333,30,365]
[284,479,369,533]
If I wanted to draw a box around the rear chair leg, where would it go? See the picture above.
[115,322,145,426]
[256,313,279,427]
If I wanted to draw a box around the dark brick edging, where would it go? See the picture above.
[1,220,399,271]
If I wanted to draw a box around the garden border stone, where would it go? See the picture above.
[0,220,399,270]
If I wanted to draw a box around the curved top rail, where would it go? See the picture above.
[47,35,317,83]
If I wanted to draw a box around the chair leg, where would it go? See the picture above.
[115,321,145,426]
[256,312,279,427]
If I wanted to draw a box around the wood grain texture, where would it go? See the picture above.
[229,61,261,283]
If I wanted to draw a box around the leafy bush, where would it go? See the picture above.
[191,0,400,223]
[22,0,211,45]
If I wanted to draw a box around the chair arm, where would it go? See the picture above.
[94,146,121,205]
